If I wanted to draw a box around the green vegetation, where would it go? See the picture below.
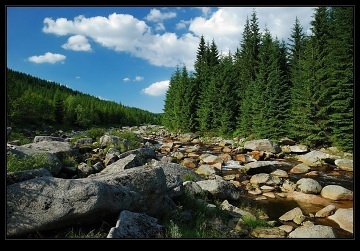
[242,216,269,229]
[6,68,162,132]
[182,173,198,182]
[162,7,353,152]
[162,191,231,238]
[6,128,143,174]
[7,152,51,173]
[26,222,110,239]
[7,131,33,145]
[86,127,106,141]
[64,227,108,238]
[61,155,78,167]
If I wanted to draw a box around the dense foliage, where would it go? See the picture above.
[162,7,353,152]
[6,68,162,131]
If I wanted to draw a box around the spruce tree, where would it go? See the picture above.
[307,7,332,147]
[327,7,354,152]
[162,66,181,132]
[53,91,64,124]
[196,38,220,133]
[287,17,309,141]
[216,51,238,136]
[235,9,261,137]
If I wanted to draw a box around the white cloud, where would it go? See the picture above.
[135,32,198,71]
[155,23,165,31]
[190,8,242,36]
[189,8,243,54]
[62,35,92,51]
[195,7,213,17]
[123,77,131,82]
[43,13,151,53]
[141,80,169,96]
[252,7,314,39]
[176,19,191,30]
[28,52,66,64]
[134,76,144,81]
[188,7,313,55]
[41,7,314,71]
[145,9,176,22]
[76,76,81,79]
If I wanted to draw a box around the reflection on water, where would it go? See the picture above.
[159,139,354,239]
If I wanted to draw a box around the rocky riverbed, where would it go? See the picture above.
[6,125,354,238]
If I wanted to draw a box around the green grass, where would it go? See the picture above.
[7,131,33,145]
[242,215,269,229]
[86,127,106,141]
[64,227,107,238]
[7,152,52,173]
[61,155,78,167]
[161,190,232,238]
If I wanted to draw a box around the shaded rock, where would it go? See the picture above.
[244,161,292,175]
[196,178,241,201]
[7,177,141,238]
[6,168,53,185]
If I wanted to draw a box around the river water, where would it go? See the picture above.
[156,139,354,239]
[223,159,354,239]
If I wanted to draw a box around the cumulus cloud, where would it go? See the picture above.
[249,7,314,39]
[176,19,192,30]
[123,77,131,82]
[141,80,169,96]
[62,35,92,51]
[155,23,165,31]
[145,9,176,22]
[195,7,213,17]
[41,7,313,70]
[42,13,197,69]
[76,76,81,79]
[188,7,313,55]
[28,52,66,64]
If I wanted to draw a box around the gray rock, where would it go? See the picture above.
[288,225,337,238]
[107,210,165,238]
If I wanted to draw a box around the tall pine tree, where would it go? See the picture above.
[327,7,354,152]
[235,9,261,137]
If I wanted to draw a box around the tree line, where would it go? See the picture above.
[6,68,162,130]
[162,7,353,152]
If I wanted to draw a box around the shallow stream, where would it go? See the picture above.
[157,139,354,238]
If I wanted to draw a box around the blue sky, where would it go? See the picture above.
[6,6,315,114]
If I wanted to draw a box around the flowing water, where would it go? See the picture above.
[156,138,354,239]
[224,160,354,239]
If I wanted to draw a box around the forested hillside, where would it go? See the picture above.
[6,68,162,130]
[162,7,353,152]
